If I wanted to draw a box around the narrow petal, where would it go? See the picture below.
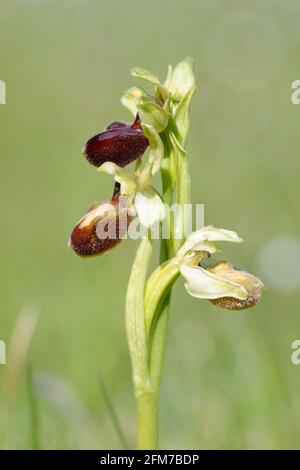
[177,226,243,259]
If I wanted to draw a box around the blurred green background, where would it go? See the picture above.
[1,0,300,449]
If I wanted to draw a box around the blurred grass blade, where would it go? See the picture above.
[98,372,130,449]
[3,305,39,395]
[27,365,40,450]
[33,370,102,448]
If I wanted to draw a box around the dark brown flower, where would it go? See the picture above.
[69,184,134,257]
[82,115,149,168]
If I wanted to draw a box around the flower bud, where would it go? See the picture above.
[82,115,149,168]
[69,187,134,257]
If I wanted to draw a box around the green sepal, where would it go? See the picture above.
[131,67,160,86]
[131,67,169,103]
[174,86,196,145]
[141,124,164,177]
[164,57,195,103]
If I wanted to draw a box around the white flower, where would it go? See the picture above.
[177,226,264,310]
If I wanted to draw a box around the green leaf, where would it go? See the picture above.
[137,101,169,133]
[144,259,180,340]
[125,236,153,390]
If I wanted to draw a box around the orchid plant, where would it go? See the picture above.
[70,58,264,449]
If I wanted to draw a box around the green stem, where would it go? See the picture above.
[136,390,158,450]
[174,152,191,252]
[145,259,180,391]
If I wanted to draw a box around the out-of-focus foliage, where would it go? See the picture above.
[0,0,300,449]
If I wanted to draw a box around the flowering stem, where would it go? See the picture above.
[174,152,191,251]
[125,59,194,449]
[126,135,192,449]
